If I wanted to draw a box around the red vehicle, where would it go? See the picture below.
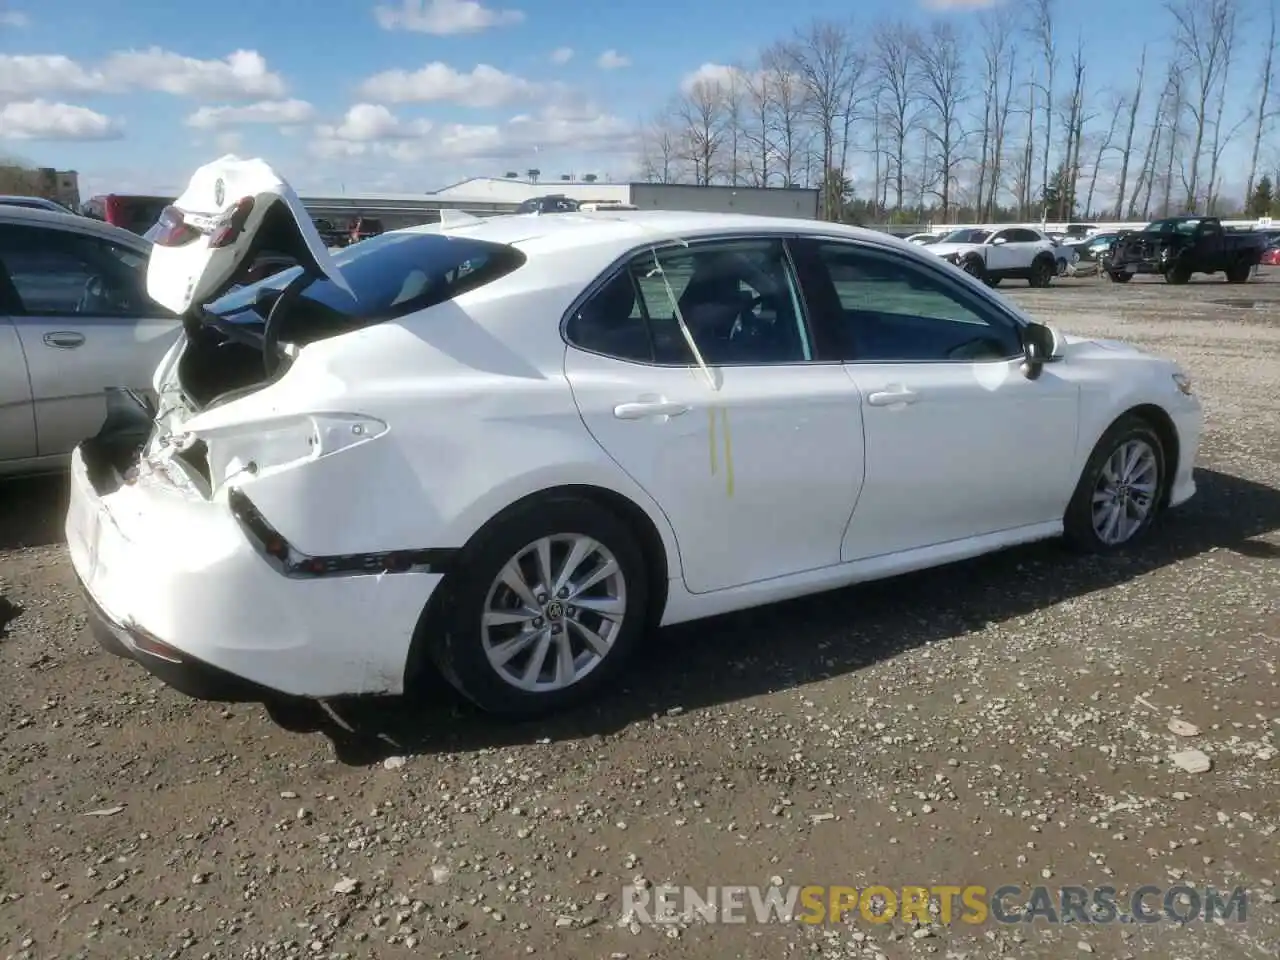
[1260,243,1280,267]
[82,193,172,236]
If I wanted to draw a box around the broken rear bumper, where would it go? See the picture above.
[65,442,444,700]
[79,578,272,701]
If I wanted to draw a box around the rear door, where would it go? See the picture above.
[0,260,35,462]
[146,156,350,315]
[0,222,180,457]
[562,236,865,594]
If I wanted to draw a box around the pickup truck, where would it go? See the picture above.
[1106,216,1266,284]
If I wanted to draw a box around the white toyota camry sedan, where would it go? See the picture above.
[66,158,1203,718]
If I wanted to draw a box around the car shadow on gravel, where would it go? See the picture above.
[0,474,69,550]
[285,466,1280,765]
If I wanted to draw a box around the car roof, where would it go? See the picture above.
[0,204,151,249]
[399,209,906,258]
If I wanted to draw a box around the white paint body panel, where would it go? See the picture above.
[63,179,1204,700]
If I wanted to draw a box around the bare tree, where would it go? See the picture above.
[1084,92,1122,216]
[676,82,727,186]
[742,63,774,187]
[762,42,807,187]
[913,22,968,219]
[872,22,918,213]
[1245,1,1277,206]
[1113,45,1148,217]
[1205,1,1241,212]
[974,8,1016,220]
[1161,65,1187,215]
[1032,0,1058,206]
[637,114,680,183]
[788,19,860,219]
[1058,37,1088,218]
[721,67,748,186]
[1166,0,1238,211]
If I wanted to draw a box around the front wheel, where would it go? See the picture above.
[427,497,650,717]
[1063,415,1167,553]
[1165,264,1191,284]
[1106,270,1132,283]
[1028,257,1054,287]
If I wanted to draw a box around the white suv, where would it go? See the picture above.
[927,226,1060,287]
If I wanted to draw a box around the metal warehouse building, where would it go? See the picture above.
[429,177,821,219]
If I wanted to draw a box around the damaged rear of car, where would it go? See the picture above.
[65,156,531,702]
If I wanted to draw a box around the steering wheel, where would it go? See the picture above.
[946,336,1007,361]
[76,276,108,314]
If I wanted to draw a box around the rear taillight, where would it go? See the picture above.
[152,205,201,247]
[210,196,255,248]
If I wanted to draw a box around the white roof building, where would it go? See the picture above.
[430,177,633,205]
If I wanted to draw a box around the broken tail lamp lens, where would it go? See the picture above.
[210,196,256,249]
[151,206,201,247]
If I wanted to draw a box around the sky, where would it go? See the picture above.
[0,0,1275,202]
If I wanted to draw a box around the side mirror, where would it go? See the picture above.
[1021,321,1061,380]
[992,236,1007,245]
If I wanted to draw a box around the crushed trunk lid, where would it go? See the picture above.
[145,155,353,314]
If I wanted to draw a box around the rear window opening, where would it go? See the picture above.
[176,230,527,410]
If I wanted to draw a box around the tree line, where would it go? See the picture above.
[637,0,1280,225]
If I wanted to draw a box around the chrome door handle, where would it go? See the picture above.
[44,331,85,348]
[613,399,691,420]
[867,387,919,407]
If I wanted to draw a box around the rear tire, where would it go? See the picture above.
[1225,262,1251,283]
[1028,256,1055,287]
[426,497,650,718]
[1063,415,1167,553]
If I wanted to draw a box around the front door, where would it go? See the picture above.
[792,238,1080,562]
[0,223,180,457]
[562,237,865,594]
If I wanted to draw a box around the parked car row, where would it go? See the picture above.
[904,217,1276,285]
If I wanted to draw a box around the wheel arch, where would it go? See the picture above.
[403,483,675,690]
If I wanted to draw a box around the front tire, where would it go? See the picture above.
[1106,270,1132,283]
[1063,415,1166,553]
[1029,256,1054,287]
[1165,263,1191,284]
[427,497,650,718]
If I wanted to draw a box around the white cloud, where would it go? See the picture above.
[679,62,745,94]
[308,101,632,164]
[0,48,286,100]
[0,10,29,26]
[102,48,285,99]
[0,54,103,98]
[186,99,315,129]
[317,103,432,142]
[0,100,121,140]
[550,47,573,65]
[373,0,523,34]
[357,62,538,107]
[596,50,630,70]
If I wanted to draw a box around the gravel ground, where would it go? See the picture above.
[1,273,1278,960]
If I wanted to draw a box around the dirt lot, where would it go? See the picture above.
[1,273,1278,960]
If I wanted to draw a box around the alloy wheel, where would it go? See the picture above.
[480,534,628,692]
[1090,439,1159,545]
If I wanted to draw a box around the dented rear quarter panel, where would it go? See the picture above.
[188,267,684,571]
